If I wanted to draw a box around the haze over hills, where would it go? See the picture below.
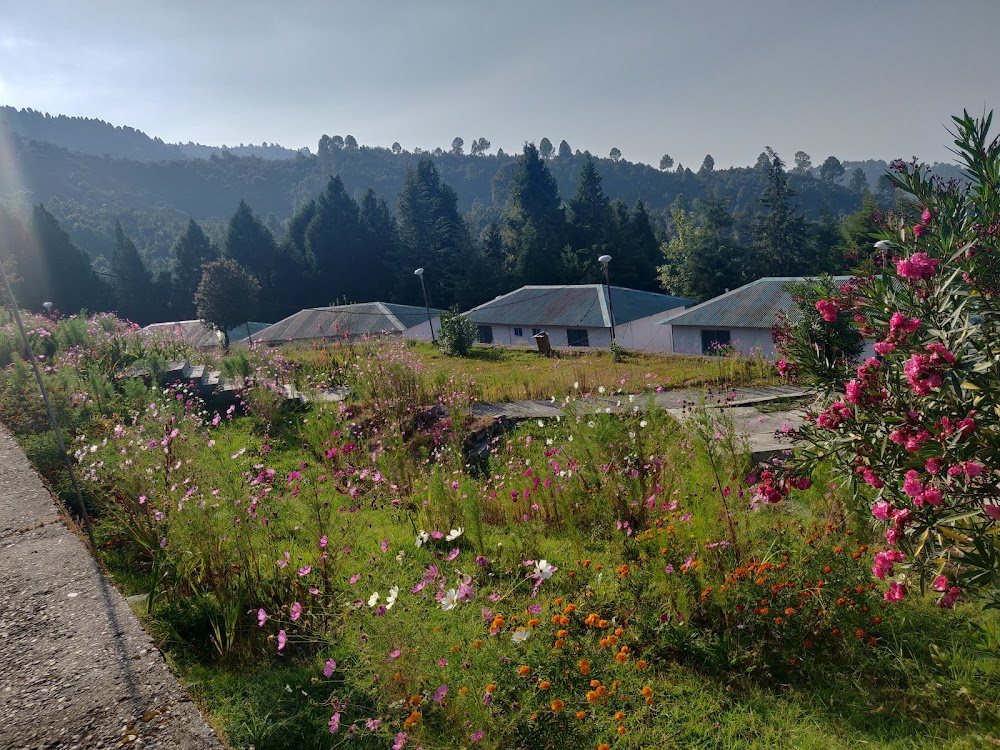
[3,106,970,270]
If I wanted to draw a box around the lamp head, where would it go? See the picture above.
[873,240,892,251]
[42,301,53,311]
[598,254,612,265]
[414,268,424,277]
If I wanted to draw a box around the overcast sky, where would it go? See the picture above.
[1,0,997,168]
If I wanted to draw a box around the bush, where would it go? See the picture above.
[438,307,477,357]
[770,111,1000,608]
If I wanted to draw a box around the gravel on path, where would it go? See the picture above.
[0,425,224,750]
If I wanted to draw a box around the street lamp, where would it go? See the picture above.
[874,240,892,269]
[414,268,436,343]
[598,254,616,344]
[42,301,53,319]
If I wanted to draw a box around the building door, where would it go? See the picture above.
[567,329,590,347]
[477,325,494,344]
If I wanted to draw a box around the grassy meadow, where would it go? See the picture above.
[0,315,997,750]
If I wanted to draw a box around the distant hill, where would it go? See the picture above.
[0,108,971,267]
[0,107,303,162]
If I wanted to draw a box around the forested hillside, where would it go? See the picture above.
[0,109,967,329]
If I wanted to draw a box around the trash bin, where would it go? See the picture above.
[532,331,552,356]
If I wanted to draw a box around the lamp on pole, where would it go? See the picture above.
[414,267,436,343]
[42,301,53,319]
[598,254,616,344]
[874,240,892,269]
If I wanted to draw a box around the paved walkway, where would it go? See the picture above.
[472,385,810,462]
[0,426,223,750]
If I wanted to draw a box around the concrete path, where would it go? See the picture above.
[0,426,224,750]
[472,385,811,463]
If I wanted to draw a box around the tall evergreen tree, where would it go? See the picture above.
[358,189,397,301]
[224,200,278,284]
[749,149,810,278]
[395,158,473,307]
[304,176,365,303]
[110,221,152,323]
[16,205,105,313]
[172,218,218,318]
[621,199,661,291]
[567,156,612,267]
[503,143,567,286]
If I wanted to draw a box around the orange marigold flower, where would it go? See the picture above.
[615,652,628,663]
[596,686,608,697]
[527,618,540,628]
[636,659,647,670]
[831,628,841,636]
[471,639,483,650]
[559,616,570,626]
[557,629,568,638]
[590,679,601,688]
[539,681,551,691]
[403,710,421,728]
[519,665,530,677]
[450,644,461,653]
[784,607,794,616]
[551,699,565,711]
[618,725,627,734]
[774,617,783,625]
[641,686,653,698]
[564,603,577,614]
[646,696,654,705]
[760,607,769,615]
[855,628,865,639]
[578,659,590,674]
[393,672,402,682]
[608,635,619,646]
[576,711,587,720]
[586,690,599,703]
[409,695,422,706]
[554,597,564,606]
[554,639,564,648]
[458,686,469,697]
[486,683,497,693]
[614,711,625,721]
[598,745,610,750]
[803,640,812,649]
[551,614,562,625]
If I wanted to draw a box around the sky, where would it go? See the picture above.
[1,0,998,168]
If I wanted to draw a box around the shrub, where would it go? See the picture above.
[770,111,1000,608]
[438,308,477,357]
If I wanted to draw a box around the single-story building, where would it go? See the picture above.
[665,276,852,358]
[142,320,270,349]
[245,302,443,346]
[463,284,695,352]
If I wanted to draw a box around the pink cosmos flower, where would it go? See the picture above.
[328,712,340,733]
[298,565,312,577]
[446,548,460,561]
[290,601,302,621]
[277,629,287,651]
[257,608,267,627]
[323,658,337,677]
[471,730,484,742]
[380,538,389,552]
[433,684,448,702]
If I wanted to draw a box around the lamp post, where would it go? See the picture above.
[42,301,53,319]
[414,267,436,343]
[874,240,892,269]
[598,254,616,344]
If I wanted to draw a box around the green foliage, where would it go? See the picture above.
[438,308,478,357]
[195,258,260,346]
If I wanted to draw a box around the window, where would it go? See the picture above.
[513,327,523,337]
[701,329,731,354]
[567,329,590,347]
[531,328,541,336]
[478,325,494,344]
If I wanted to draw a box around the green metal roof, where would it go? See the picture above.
[664,276,853,329]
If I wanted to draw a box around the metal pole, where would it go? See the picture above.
[0,259,96,550]
[604,265,616,343]
[418,273,436,343]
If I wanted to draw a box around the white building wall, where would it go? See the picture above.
[472,324,611,349]
[672,326,776,357]
[403,317,441,341]
[617,307,688,353]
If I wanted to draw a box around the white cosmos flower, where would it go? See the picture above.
[628,394,636,403]
[546,438,553,445]
[440,588,459,611]
[511,627,530,643]
[415,530,429,547]
[598,386,605,394]
[533,559,555,580]
[640,420,648,428]
[567,434,573,442]
[538,420,544,427]
[385,585,398,609]
[629,431,636,439]
[588,421,595,429]
[573,382,579,389]
[446,527,464,542]
[368,592,380,607]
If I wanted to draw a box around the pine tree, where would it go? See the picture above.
[20,205,105,313]
[503,144,566,286]
[224,200,278,284]
[395,158,473,307]
[111,222,152,323]
[195,258,260,349]
[749,150,810,278]
[304,176,364,303]
[172,218,218,318]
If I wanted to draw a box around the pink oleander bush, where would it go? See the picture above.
[772,111,1000,609]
